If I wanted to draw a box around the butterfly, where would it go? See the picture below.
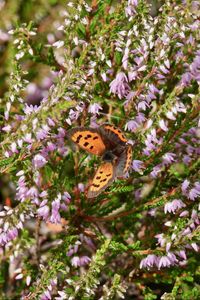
[67,124,132,198]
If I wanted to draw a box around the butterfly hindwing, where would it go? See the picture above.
[116,145,133,177]
[67,127,106,155]
[87,162,115,198]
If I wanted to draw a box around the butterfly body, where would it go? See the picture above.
[67,124,132,198]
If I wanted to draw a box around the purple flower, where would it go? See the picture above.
[23,133,34,144]
[162,153,176,165]
[79,256,91,266]
[32,154,47,169]
[109,72,130,99]
[166,242,171,252]
[36,125,50,140]
[37,205,49,220]
[181,179,190,195]
[188,182,200,200]
[71,256,80,267]
[78,183,85,192]
[167,252,178,264]
[71,255,91,267]
[137,101,149,111]
[88,103,103,115]
[67,244,79,257]
[140,254,159,269]
[150,165,162,178]
[191,209,200,225]
[62,192,71,204]
[132,160,144,172]
[23,103,39,115]
[27,186,38,198]
[155,233,166,247]
[158,256,171,269]
[177,250,187,260]
[125,120,139,132]
[47,118,56,127]
[179,210,189,217]
[40,290,51,300]
[191,242,199,252]
[164,199,186,214]
[49,198,61,223]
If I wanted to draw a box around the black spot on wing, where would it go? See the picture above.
[76,135,83,143]
[100,179,107,182]
[93,184,100,188]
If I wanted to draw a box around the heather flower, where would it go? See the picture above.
[71,255,91,267]
[37,205,50,220]
[179,210,189,217]
[177,250,187,260]
[109,72,130,99]
[49,197,61,224]
[32,154,47,169]
[164,199,186,214]
[62,192,71,204]
[71,256,80,267]
[188,182,200,200]
[125,120,139,132]
[140,254,159,269]
[88,103,103,115]
[191,243,199,252]
[132,160,144,173]
[158,256,171,269]
[181,179,190,195]
[26,275,31,286]
[155,234,166,247]
[150,165,162,178]
[162,153,176,165]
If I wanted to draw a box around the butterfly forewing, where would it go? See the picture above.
[87,162,115,198]
[100,124,128,146]
[67,127,106,155]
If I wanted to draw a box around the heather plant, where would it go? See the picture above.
[0,0,200,299]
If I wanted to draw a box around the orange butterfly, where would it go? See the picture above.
[67,124,132,198]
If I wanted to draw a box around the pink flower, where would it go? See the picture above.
[88,103,102,115]
[71,255,91,267]
[162,153,176,165]
[49,199,61,224]
[32,154,47,169]
[181,179,190,195]
[158,256,171,269]
[125,120,139,132]
[37,205,50,220]
[62,192,71,204]
[132,160,144,172]
[109,72,130,99]
[140,254,159,269]
[164,199,186,214]
[188,182,200,200]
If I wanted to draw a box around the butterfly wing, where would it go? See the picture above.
[100,124,128,146]
[116,145,133,177]
[67,127,106,155]
[87,162,115,198]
